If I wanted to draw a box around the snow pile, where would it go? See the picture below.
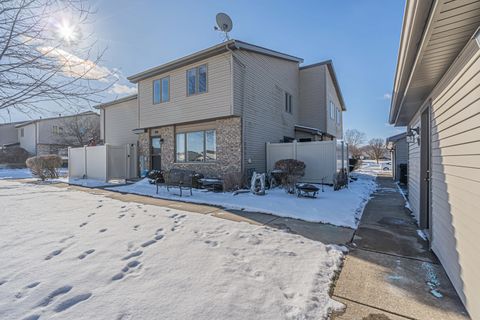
[108,172,377,229]
[0,180,346,320]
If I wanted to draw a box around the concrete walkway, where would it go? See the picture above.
[331,175,469,320]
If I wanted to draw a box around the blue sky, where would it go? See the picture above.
[2,0,406,140]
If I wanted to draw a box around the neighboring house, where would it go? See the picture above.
[0,121,25,147]
[386,132,408,182]
[96,40,346,178]
[15,111,100,156]
[389,0,480,318]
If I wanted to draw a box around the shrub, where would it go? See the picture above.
[26,155,62,181]
[0,146,29,164]
[222,172,243,191]
[274,159,306,193]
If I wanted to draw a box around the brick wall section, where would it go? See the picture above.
[138,132,150,172]
[140,117,242,178]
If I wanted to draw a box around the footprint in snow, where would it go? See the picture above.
[133,225,139,231]
[118,214,125,219]
[96,205,103,209]
[140,240,156,248]
[79,222,88,228]
[54,293,92,312]
[99,228,107,233]
[15,282,40,299]
[36,285,72,307]
[121,205,126,209]
[0,280,7,286]
[45,249,63,260]
[122,251,142,261]
[78,249,95,260]
[112,261,142,281]
[204,240,219,248]
[88,212,96,217]
[22,315,40,320]
[59,235,74,243]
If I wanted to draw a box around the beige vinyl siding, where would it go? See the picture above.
[407,115,421,223]
[102,99,139,145]
[427,38,480,316]
[232,50,300,173]
[326,67,343,139]
[138,53,233,129]
[298,65,327,131]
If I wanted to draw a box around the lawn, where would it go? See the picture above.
[0,180,345,320]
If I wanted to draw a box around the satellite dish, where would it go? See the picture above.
[215,13,233,40]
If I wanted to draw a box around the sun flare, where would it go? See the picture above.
[56,19,77,43]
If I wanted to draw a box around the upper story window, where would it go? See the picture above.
[285,92,292,114]
[336,109,341,125]
[187,64,207,96]
[20,128,24,137]
[330,101,336,120]
[52,125,63,135]
[153,77,170,104]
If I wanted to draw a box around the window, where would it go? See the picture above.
[336,109,341,125]
[153,77,169,104]
[175,129,216,162]
[52,126,63,135]
[20,128,24,137]
[186,64,207,95]
[284,92,292,114]
[330,101,336,120]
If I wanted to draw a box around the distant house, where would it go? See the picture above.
[386,133,408,182]
[95,40,346,178]
[389,0,480,317]
[15,111,100,156]
[0,121,25,147]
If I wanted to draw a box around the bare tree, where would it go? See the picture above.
[58,114,100,147]
[366,138,387,164]
[0,0,115,115]
[344,129,366,159]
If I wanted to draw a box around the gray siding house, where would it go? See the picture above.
[390,0,480,318]
[16,111,100,156]
[386,133,408,182]
[0,121,24,147]
[96,40,345,178]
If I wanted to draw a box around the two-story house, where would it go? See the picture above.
[15,111,100,156]
[96,40,345,178]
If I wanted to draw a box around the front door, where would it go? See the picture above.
[151,137,161,171]
[420,106,431,237]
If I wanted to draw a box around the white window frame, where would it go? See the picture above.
[285,92,292,114]
[175,129,216,163]
[336,109,341,125]
[186,64,208,96]
[153,76,170,104]
[330,101,336,120]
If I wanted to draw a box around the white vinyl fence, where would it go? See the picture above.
[68,144,138,182]
[266,140,348,184]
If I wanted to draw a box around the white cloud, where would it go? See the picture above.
[38,46,112,81]
[109,83,137,95]
[383,93,392,100]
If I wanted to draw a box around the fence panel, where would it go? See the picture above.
[107,145,127,180]
[68,147,86,178]
[86,146,107,181]
[266,140,338,184]
[297,141,336,183]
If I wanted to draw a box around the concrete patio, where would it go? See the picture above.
[331,175,469,320]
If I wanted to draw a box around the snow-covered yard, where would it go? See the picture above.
[0,168,68,180]
[108,172,377,229]
[0,180,346,320]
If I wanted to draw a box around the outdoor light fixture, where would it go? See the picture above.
[406,127,420,144]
